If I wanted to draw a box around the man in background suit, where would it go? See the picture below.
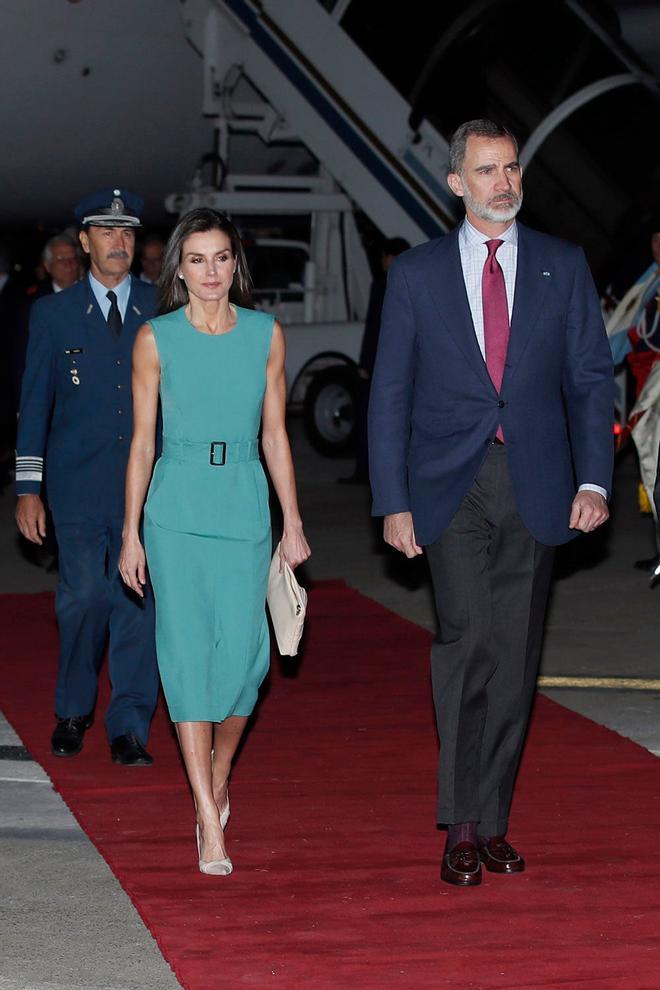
[138,233,165,285]
[369,120,613,886]
[13,234,81,407]
[11,234,81,567]
[15,189,159,766]
[35,233,80,297]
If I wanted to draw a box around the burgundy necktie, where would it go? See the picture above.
[482,239,509,441]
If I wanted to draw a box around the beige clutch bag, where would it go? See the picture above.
[267,542,308,656]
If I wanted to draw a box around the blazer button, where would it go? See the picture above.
[497,400,506,408]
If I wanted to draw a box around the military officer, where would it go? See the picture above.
[15,188,159,765]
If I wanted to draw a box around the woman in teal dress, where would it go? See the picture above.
[118,209,310,876]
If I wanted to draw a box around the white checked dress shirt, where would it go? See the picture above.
[459,217,517,360]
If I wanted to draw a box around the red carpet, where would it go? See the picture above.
[2,585,660,989]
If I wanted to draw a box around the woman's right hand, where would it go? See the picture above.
[118,537,147,598]
[280,526,311,570]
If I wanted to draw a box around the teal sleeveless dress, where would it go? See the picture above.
[143,305,273,722]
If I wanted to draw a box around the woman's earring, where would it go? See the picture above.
[177,273,184,280]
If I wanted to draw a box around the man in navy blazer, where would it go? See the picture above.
[16,189,159,766]
[369,120,613,886]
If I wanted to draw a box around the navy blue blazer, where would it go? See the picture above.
[368,222,614,547]
[16,275,157,522]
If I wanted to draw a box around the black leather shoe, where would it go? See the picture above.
[110,733,153,766]
[479,836,525,874]
[441,841,482,886]
[51,715,93,757]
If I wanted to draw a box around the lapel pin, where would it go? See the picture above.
[86,303,93,314]
[542,271,551,277]
[132,305,142,316]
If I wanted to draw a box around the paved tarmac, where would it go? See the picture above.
[1,423,659,989]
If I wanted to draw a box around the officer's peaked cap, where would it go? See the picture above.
[74,188,144,227]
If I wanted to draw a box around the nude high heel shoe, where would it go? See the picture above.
[196,824,233,876]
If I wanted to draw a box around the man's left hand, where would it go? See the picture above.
[568,490,609,533]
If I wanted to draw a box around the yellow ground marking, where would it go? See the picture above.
[538,676,660,691]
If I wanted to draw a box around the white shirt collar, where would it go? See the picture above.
[462,217,518,248]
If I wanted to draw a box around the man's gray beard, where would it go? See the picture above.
[463,188,522,223]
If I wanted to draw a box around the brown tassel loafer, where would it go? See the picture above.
[441,841,482,886]
[480,836,525,874]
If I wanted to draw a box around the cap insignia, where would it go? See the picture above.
[110,193,125,216]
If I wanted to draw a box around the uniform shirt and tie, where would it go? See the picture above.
[458,217,607,501]
[88,270,130,329]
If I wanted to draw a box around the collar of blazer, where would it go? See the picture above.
[424,225,494,393]
[422,221,553,392]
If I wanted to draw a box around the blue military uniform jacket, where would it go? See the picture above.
[16,275,157,522]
